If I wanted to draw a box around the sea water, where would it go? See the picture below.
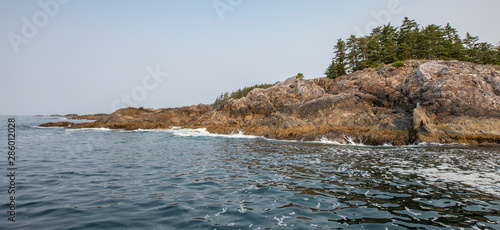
[1,116,499,229]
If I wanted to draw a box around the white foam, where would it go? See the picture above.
[167,128,261,139]
[392,166,500,197]
[66,127,112,132]
[35,125,465,148]
[32,126,64,129]
[415,142,467,147]
[312,136,366,146]
[131,129,172,132]
[167,129,371,146]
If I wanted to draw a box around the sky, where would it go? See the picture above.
[1,0,499,115]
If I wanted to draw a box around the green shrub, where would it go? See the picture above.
[212,82,277,107]
[391,61,405,68]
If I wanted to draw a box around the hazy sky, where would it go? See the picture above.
[1,0,499,115]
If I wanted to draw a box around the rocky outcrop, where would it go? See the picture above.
[41,60,500,145]
[64,113,109,120]
[41,104,213,130]
[187,60,500,145]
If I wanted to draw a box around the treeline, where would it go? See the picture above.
[212,82,277,107]
[325,17,500,79]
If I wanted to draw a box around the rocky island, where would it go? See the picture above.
[41,60,500,146]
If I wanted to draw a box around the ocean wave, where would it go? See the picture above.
[31,125,64,129]
[65,127,112,132]
[312,136,366,146]
[35,125,469,148]
[167,129,374,146]
[167,128,261,139]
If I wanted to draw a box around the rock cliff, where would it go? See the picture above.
[41,60,500,145]
[188,60,500,145]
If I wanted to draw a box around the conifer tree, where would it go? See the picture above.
[333,39,347,76]
[380,24,398,63]
[420,24,445,59]
[476,42,496,64]
[325,61,337,79]
[443,23,463,60]
[463,32,480,62]
[325,18,499,77]
[368,27,383,66]
[398,17,419,59]
[346,35,360,72]
[357,36,371,70]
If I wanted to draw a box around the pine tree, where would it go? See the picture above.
[397,42,411,61]
[476,42,496,64]
[463,32,479,62]
[398,17,419,59]
[380,24,398,63]
[357,36,371,70]
[346,35,360,72]
[420,24,445,59]
[443,23,463,60]
[325,18,499,77]
[368,27,383,66]
[325,60,337,79]
[334,39,347,76]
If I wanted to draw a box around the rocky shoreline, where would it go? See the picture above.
[41,60,500,145]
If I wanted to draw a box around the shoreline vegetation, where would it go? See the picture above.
[212,82,278,108]
[40,18,500,146]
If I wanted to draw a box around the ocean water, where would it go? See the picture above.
[1,115,500,229]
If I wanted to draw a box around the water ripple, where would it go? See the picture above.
[2,116,499,229]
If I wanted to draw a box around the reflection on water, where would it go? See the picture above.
[207,140,500,229]
[5,116,500,229]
